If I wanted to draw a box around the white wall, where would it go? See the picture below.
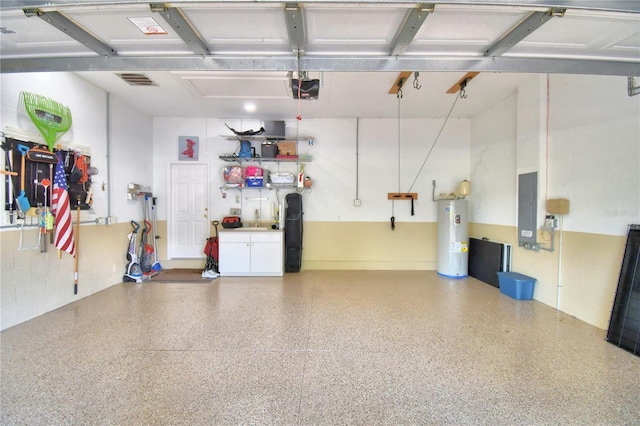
[1,72,153,330]
[512,74,640,237]
[109,95,156,222]
[548,74,640,235]
[151,116,470,227]
[472,74,640,237]
[469,91,518,225]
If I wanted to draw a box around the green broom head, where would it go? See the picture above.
[21,91,72,151]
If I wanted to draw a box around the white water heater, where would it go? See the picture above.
[437,199,469,278]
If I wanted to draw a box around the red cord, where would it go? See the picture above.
[296,79,302,121]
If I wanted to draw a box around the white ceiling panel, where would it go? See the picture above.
[512,12,640,61]
[305,6,406,54]
[66,8,193,55]
[414,8,528,47]
[0,10,97,58]
[2,1,639,119]
[182,6,291,55]
[65,7,159,41]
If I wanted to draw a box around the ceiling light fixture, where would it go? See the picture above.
[244,103,256,112]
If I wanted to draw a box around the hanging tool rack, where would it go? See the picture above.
[2,137,94,258]
[3,137,94,218]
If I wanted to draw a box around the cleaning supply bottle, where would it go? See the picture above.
[297,164,304,188]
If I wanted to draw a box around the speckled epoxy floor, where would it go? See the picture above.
[2,270,639,425]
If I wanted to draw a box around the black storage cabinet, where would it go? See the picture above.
[606,224,640,356]
[284,193,303,272]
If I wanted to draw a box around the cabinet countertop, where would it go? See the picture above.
[219,227,282,233]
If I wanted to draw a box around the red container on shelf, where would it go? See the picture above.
[246,166,263,177]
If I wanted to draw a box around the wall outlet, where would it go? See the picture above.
[230,208,241,215]
[96,217,106,225]
[545,214,557,229]
[107,216,118,225]
[354,199,361,207]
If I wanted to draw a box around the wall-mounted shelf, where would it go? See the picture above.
[220,134,313,163]
[220,135,311,195]
[219,155,312,163]
[221,183,298,190]
[221,135,313,142]
[387,192,418,200]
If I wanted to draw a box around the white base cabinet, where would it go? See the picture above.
[218,230,284,276]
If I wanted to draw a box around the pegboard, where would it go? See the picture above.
[2,137,93,215]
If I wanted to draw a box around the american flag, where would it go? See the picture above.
[52,151,75,257]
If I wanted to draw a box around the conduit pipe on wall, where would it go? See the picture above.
[355,117,360,203]
[557,216,564,311]
[106,93,112,218]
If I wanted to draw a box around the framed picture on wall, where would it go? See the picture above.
[178,136,199,161]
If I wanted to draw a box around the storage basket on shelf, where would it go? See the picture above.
[223,166,245,185]
[271,172,295,185]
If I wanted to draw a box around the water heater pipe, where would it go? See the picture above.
[432,179,470,202]
[432,180,437,202]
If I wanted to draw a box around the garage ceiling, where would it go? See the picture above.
[1,1,639,119]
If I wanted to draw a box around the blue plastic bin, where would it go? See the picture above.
[497,272,536,300]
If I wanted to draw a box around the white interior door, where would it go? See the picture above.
[168,163,209,259]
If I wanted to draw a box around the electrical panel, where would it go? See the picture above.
[518,172,538,246]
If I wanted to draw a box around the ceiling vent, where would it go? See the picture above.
[117,73,157,86]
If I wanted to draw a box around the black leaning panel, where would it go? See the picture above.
[284,192,303,273]
[607,225,640,356]
[468,237,504,288]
